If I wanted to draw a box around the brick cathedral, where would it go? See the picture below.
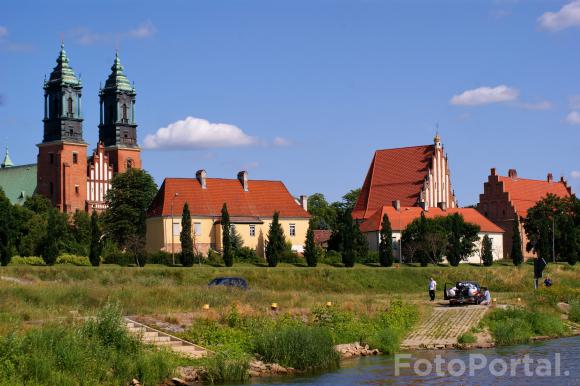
[37,44,141,213]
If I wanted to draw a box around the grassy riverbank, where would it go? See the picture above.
[1,262,579,383]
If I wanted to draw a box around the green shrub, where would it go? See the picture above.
[102,252,132,266]
[489,318,532,345]
[200,351,250,385]
[485,308,567,345]
[147,251,173,265]
[206,250,222,267]
[280,250,303,264]
[320,250,342,266]
[254,326,339,371]
[357,251,379,265]
[367,328,401,354]
[56,254,91,266]
[235,247,258,264]
[458,332,477,344]
[10,256,46,265]
[570,302,580,323]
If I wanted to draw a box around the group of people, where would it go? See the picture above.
[427,277,491,305]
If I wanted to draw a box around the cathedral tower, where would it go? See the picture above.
[98,53,141,173]
[37,44,88,212]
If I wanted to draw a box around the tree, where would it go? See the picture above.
[304,220,317,267]
[0,188,12,266]
[423,218,448,265]
[231,225,243,251]
[481,235,494,266]
[511,215,524,266]
[266,211,285,267]
[23,194,51,215]
[71,210,91,256]
[442,213,480,266]
[340,211,357,267]
[41,209,68,266]
[307,193,337,230]
[180,202,195,267]
[89,210,101,267]
[103,169,157,260]
[221,203,234,267]
[341,188,361,212]
[379,214,394,267]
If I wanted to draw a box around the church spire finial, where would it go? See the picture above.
[434,123,441,145]
[1,145,14,168]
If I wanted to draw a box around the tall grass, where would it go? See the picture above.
[484,308,567,345]
[200,351,250,384]
[0,303,181,385]
[569,302,580,323]
[254,326,340,371]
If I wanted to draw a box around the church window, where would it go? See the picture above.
[49,182,54,195]
[72,153,78,164]
[69,129,74,136]
[126,159,133,170]
[49,154,54,164]
[122,104,128,122]
[67,97,73,116]
[75,185,79,194]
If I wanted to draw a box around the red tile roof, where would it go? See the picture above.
[313,230,332,245]
[359,206,504,233]
[498,176,572,217]
[353,145,434,219]
[147,177,310,219]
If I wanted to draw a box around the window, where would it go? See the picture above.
[289,223,296,237]
[122,104,128,121]
[49,182,54,195]
[69,129,74,136]
[75,185,79,194]
[126,159,133,170]
[67,97,73,116]
[72,153,78,164]
[172,222,180,236]
[249,224,256,237]
[49,153,54,164]
[194,222,202,236]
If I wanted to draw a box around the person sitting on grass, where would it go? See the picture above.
[481,287,491,306]
[544,276,552,287]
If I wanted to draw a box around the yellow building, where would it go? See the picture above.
[146,170,310,257]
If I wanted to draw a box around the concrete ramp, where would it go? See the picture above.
[401,305,489,350]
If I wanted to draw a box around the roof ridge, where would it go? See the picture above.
[498,175,565,184]
[375,144,434,152]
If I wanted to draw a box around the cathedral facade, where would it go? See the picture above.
[37,45,141,212]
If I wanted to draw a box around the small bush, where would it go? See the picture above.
[254,326,339,371]
[570,302,580,323]
[201,351,250,385]
[490,318,532,345]
[458,332,477,344]
[235,247,258,264]
[10,256,46,265]
[147,251,174,265]
[56,254,91,266]
[485,308,567,345]
[367,328,401,354]
[320,250,342,266]
[280,250,303,264]
[357,251,379,265]
[206,250,222,267]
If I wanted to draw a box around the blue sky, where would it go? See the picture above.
[1,0,579,205]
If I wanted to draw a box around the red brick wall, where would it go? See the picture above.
[37,142,88,213]
[477,173,532,259]
[105,147,142,174]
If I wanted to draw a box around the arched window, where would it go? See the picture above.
[126,159,133,170]
[122,104,128,121]
[67,97,73,116]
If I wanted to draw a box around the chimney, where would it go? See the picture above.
[490,167,496,176]
[547,173,553,183]
[392,200,401,211]
[438,202,447,211]
[299,195,308,211]
[238,170,248,192]
[560,176,565,183]
[508,169,518,179]
[196,169,207,189]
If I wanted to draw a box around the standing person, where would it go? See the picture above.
[428,277,437,301]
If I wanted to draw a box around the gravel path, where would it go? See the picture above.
[401,305,489,349]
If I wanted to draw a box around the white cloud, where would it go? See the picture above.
[571,171,580,179]
[0,26,7,39]
[450,85,519,106]
[518,100,553,110]
[68,21,156,45]
[565,111,580,124]
[127,21,156,38]
[143,116,257,150]
[273,137,292,147]
[538,0,580,31]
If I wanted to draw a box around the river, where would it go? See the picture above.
[248,336,580,385]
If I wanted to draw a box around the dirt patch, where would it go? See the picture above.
[0,275,33,285]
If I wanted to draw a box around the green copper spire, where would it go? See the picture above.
[46,43,81,86]
[104,52,134,92]
[1,146,14,168]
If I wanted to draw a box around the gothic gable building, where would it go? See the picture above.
[36,44,141,213]
[353,135,457,220]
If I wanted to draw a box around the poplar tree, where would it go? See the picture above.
[304,220,317,267]
[221,203,234,267]
[379,213,394,267]
[180,202,195,267]
[481,235,494,266]
[41,209,68,266]
[88,210,101,267]
[266,211,285,267]
[511,215,524,266]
